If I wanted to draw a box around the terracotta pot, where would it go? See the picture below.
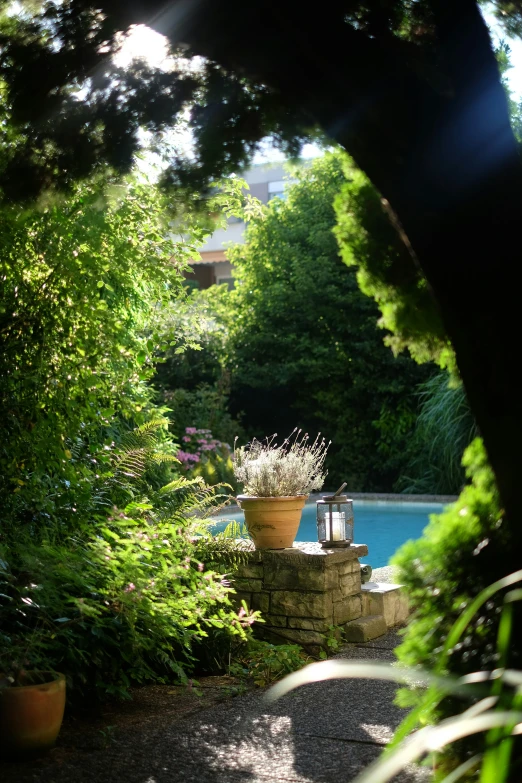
[236,495,307,549]
[0,671,66,759]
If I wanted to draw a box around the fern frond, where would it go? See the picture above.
[150,453,179,465]
[159,477,205,495]
[133,418,169,436]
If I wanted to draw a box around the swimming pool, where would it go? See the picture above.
[213,500,446,568]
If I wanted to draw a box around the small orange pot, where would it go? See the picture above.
[0,671,66,759]
[237,495,307,549]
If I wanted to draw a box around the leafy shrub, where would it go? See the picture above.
[176,426,237,491]
[0,478,256,701]
[393,438,510,678]
[0,177,258,701]
[226,152,430,491]
[154,286,244,446]
[392,438,522,772]
[229,639,309,688]
[163,384,243,447]
[0,179,197,539]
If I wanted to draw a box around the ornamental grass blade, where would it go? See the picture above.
[265,660,481,704]
[349,712,522,783]
[392,569,522,749]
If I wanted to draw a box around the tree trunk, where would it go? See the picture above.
[334,1,522,531]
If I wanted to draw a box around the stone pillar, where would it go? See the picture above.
[233,542,368,653]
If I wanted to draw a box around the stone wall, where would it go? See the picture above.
[233,543,370,653]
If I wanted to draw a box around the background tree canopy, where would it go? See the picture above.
[225,152,432,490]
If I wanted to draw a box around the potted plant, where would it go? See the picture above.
[0,560,66,761]
[0,665,66,759]
[233,430,329,549]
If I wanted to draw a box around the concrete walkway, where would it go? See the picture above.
[1,629,430,783]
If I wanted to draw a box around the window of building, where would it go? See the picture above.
[268,180,287,200]
[217,276,235,290]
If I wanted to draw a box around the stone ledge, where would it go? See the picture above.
[261,543,368,567]
[361,581,404,593]
[344,614,387,643]
[288,617,330,632]
[230,542,407,651]
[361,583,409,628]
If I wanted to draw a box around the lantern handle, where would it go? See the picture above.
[333,482,347,497]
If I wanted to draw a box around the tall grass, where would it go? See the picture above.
[398,372,478,495]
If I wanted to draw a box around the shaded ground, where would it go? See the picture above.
[0,631,430,783]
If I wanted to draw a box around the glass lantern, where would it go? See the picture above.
[316,483,354,548]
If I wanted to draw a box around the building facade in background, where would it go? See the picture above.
[185,161,297,290]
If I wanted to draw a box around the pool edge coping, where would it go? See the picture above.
[216,492,458,515]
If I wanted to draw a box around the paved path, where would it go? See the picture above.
[1,630,430,783]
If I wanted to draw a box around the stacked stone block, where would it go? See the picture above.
[233,543,369,652]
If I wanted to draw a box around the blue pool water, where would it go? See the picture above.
[213,501,445,568]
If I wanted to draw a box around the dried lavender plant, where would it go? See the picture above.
[233,430,329,497]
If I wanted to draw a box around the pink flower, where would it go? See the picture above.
[178,450,200,462]
[185,427,197,434]
[183,435,191,442]
[198,563,204,572]
[124,583,136,593]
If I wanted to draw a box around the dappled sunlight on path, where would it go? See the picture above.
[1,632,429,783]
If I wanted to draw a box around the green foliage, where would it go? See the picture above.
[177,426,237,492]
[193,520,251,574]
[496,41,522,143]
[0,176,257,700]
[398,371,478,495]
[333,162,453,371]
[318,625,343,659]
[227,152,430,490]
[394,439,508,675]
[154,286,230,392]
[391,437,522,774]
[155,281,244,447]
[0,478,255,701]
[0,179,202,536]
[163,385,242,448]
[229,639,310,688]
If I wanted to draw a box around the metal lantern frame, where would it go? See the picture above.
[316,482,354,548]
